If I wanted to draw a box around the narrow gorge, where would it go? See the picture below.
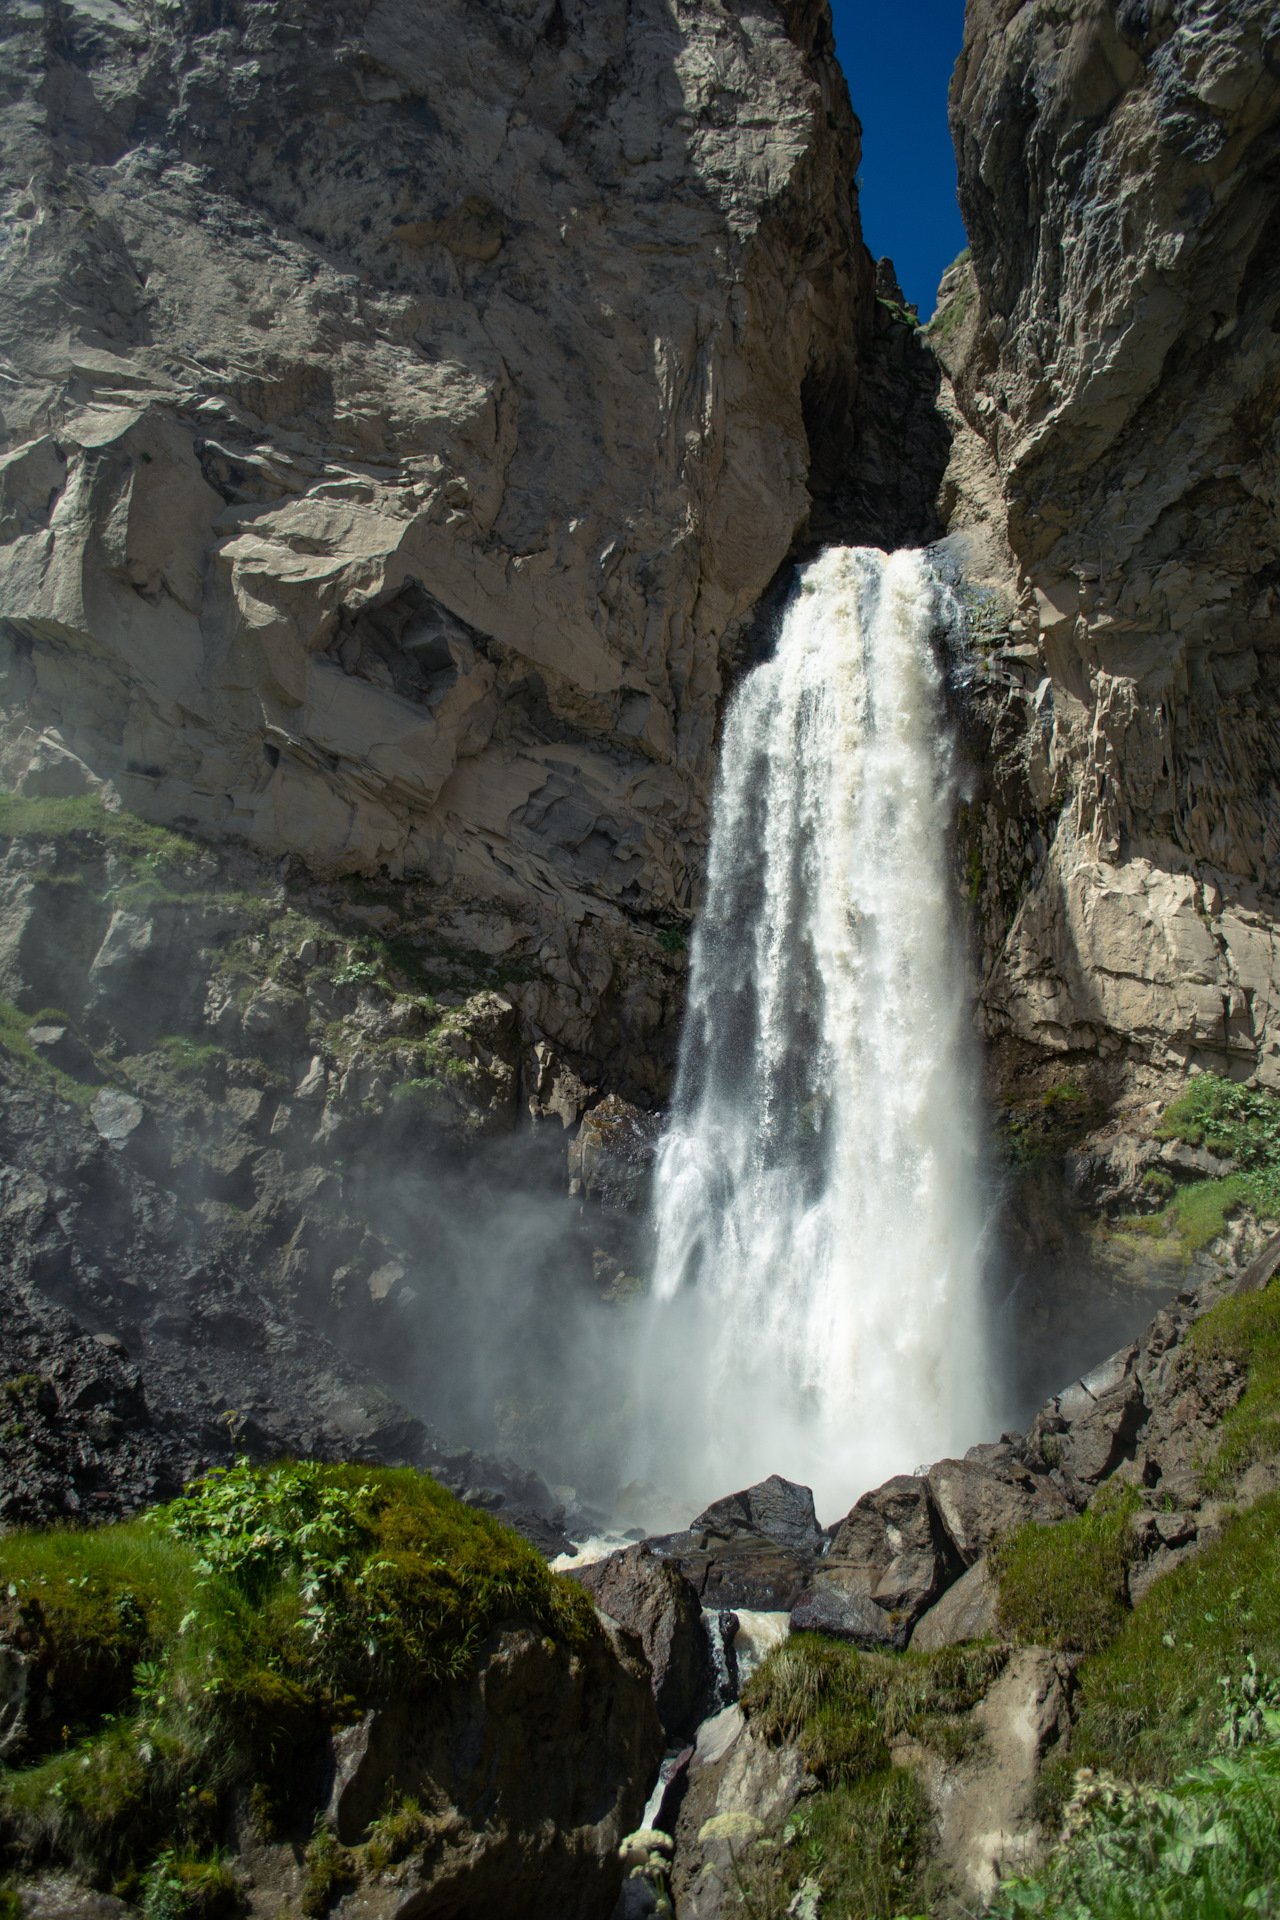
[1,1,1280,1917]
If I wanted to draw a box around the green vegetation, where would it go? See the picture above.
[0,792,203,879]
[994,1724,1280,1919]
[0,996,102,1106]
[997,1077,1105,1168]
[876,295,920,329]
[1122,1073,1280,1253]
[1190,1278,1280,1489]
[299,1826,358,1917]
[926,250,974,345]
[991,1486,1139,1654]
[1044,1495,1280,1799]
[735,1635,1005,1916]
[139,1849,245,1919]
[0,1462,596,1887]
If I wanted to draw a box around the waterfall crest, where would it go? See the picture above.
[641,546,993,1521]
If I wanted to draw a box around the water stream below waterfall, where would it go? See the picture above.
[636,546,995,1521]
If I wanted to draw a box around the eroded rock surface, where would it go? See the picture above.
[944,0,1280,1087]
[0,0,883,1072]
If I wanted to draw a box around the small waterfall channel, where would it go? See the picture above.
[639,546,994,1520]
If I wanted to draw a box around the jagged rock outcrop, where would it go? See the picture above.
[0,801,673,1543]
[0,0,882,1076]
[943,0,1280,1087]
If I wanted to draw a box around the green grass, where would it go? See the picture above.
[0,996,102,1106]
[0,1462,597,1883]
[1189,1279,1280,1489]
[1123,1074,1280,1253]
[0,792,200,867]
[733,1636,1005,1917]
[152,1036,228,1079]
[1046,1495,1280,1794]
[927,251,974,344]
[991,1487,1139,1654]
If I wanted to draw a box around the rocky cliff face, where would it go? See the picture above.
[0,0,881,1077]
[943,0,1280,1089]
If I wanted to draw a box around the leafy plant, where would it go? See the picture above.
[0,1463,596,1885]
[140,1849,245,1919]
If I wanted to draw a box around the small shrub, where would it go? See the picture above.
[141,1850,246,1920]
[364,1795,435,1873]
[300,1825,358,1917]
[991,1486,1138,1653]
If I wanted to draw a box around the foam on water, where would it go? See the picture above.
[638,546,995,1520]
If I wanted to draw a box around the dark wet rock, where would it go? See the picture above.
[568,1096,662,1215]
[647,1530,813,1613]
[691,1475,825,1559]
[645,1477,824,1612]
[1029,1343,1147,1489]
[317,1618,661,1917]
[791,1580,902,1647]
[570,1543,711,1739]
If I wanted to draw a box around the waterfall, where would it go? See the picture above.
[640,546,993,1522]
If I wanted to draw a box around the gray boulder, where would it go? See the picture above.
[570,1543,711,1739]
[790,1474,961,1649]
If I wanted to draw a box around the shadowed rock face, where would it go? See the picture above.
[0,0,875,1066]
[944,0,1280,1087]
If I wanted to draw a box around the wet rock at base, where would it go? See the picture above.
[690,1474,825,1560]
[645,1476,823,1611]
[570,1543,712,1739]
[316,1618,662,1917]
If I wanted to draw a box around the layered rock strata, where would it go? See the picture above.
[0,0,880,1059]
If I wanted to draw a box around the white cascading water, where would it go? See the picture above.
[639,545,993,1522]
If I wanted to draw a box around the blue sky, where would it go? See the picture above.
[827,0,969,316]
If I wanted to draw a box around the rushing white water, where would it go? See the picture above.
[639,546,993,1521]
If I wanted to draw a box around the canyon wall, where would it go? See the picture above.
[942,0,1280,1090]
[0,0,879,1081]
